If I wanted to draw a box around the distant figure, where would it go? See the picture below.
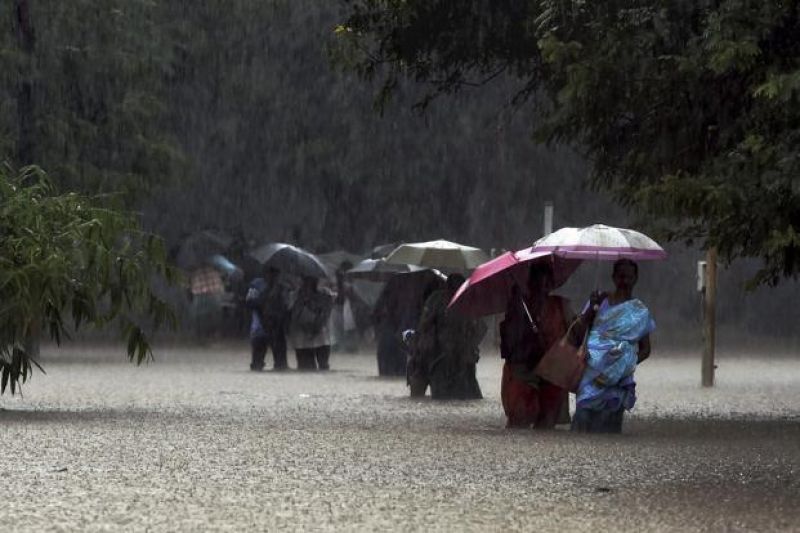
[572,259,655,433]
[408,273,486,399]
[189,265,226,339]
[245,268,289,371]
[372,291,407,377]
[499,264,572,429]
[290,276,334,370]
[373,270,445,377]
[332,261,365,353]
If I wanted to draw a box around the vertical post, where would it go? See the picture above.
[702,247,717,387]
[543,201,554,237]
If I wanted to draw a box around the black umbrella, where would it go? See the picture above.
[346,258,424,282]
[373,269,446,330]
[173,230,233,271]
[250,243,330,279]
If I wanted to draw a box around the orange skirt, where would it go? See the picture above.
[501,363,566,429]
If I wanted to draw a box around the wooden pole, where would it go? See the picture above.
[543,201,554,237]
[702,247,717,387]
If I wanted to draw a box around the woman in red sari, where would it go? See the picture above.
[500,264,572,429]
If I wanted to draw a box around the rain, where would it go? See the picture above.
[1,1,799,531]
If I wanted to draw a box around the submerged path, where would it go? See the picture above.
[2,345,799,532]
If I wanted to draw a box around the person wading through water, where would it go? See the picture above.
[290,275,334,370]
[247,267,289,371]
[408,273,487,399]
[571,259,654,433]
[499,263,573,429]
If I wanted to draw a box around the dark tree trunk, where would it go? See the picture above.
[14,0,36,166]
[14,1,40,358]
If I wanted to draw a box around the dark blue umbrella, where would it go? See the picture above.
[250,243,330,279]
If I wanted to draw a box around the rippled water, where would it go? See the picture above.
[1,345,798,531]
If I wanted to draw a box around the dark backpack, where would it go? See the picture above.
[294,290,333,334]
[262,283,290,323]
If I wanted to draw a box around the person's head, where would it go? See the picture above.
[446,273,466,294]
[528,263,555,296]
[336,261,353,284]
[612,258,638,293]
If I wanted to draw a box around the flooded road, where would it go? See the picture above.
[2,345,798,531]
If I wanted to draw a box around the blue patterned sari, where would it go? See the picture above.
[576,298,655,412]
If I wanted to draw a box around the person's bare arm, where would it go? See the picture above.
[637,334,651,363]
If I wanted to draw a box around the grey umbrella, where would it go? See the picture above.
[384,239,489,270]
[369,242,401,259]
[250,243,330,279]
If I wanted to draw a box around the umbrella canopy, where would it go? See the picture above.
[385,239,489,270]
[173,230,233,271]
[346,258,424,282]
[374,269,447,330]
[369,243,401,259]
[208,254,244,282]
[317,250,364,272]
[531,224,667,261]
[448,250,581,318]
[250,243,330,279]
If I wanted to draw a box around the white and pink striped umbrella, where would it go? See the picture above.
[530,224,667,261]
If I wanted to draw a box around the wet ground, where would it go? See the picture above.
[1,344,799,532]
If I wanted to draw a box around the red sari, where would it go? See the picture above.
[501,295,569,429]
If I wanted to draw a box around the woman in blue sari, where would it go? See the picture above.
[572,259,654,433]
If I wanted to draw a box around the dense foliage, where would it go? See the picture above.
[338,0,800,286]
[1,1,184,200]
[1,1,597,252]
[0,166,175,393]
[0,1,797,346]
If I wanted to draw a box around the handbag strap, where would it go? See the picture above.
[565,310,595,356]
[522,295,594,355]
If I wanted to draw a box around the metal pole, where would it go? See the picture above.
[543,201,554,237]
[702,247,717,387]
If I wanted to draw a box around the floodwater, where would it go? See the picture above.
[1,345,798,531]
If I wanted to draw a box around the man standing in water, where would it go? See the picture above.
[247,267,289,371]
[409,273,487,399]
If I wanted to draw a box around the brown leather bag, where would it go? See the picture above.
[534,318,588,392]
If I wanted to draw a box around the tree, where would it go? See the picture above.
[337,0,800,285]
[0,0,184,202]
[0,166,176,394]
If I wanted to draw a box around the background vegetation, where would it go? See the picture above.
[1,1,798,351]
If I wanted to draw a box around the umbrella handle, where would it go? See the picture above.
[520,298,539,333]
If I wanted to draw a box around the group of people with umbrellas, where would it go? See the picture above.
[223,224,664,434]
[447,224,664,433]
[351,225,663,434]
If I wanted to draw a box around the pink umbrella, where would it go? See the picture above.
[448,250,581,318]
